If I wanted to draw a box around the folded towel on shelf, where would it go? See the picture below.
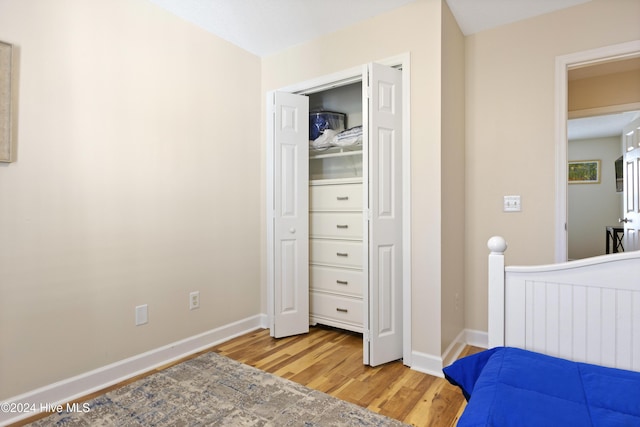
[336,126,363,140]
[309,126,364,152]
[334,126,363,147]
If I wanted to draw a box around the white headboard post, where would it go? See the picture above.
[487,236,507,348]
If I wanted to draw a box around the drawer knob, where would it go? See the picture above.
[336,280,348,285]
[336,308,348,313]
[289,228,296,234]
[336,252,349,257]
[336,196,349,201]
[336,224,349,229]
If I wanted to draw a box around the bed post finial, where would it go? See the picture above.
[488,236,507,348]
[488,236,507,254]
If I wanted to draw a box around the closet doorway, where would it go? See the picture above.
[266,56,411,367]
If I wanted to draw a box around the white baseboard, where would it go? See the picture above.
[409,328,488,378]
[0,314,268,427]
[410,350,445,378]
[464,328,488,349]
[441,330,466,369]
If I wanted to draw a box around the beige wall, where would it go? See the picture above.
[464,0,640,332]
[0,0,261,398]
[261,0,449,357]
[569,68,640,114]
[440,2,466,353]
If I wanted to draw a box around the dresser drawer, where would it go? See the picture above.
[310,183,363,211]
[310,291,363,327]
[310,239,363,268]
[310,265,363,297]
[310,212,363,239]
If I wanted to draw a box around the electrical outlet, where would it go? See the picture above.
[135,304,148,326]
[189,291,200,310]
[455,293,460,311]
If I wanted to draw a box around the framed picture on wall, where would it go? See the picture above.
[568,160,601,184]
[0,40,15,163]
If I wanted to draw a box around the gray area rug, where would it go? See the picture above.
[28,351,407,426]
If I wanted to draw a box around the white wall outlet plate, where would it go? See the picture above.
[135,304,148,326]
[189,291,200,310]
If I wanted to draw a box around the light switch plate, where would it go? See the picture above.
[503,195,521,212]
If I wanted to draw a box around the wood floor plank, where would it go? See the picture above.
[370,373,438,419]
[211,325,483,426]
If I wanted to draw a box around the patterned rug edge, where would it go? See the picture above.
[26,351,408,426]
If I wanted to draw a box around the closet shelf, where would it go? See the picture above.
[309,177,363,186]
[309,146,362,159]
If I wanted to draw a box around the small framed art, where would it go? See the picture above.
[568,160,601,184]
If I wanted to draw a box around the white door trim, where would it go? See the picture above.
[266,52,413,366]
[555,40,640,262]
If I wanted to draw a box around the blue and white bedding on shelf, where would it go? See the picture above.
[444,346,640,427]
[310,126,363,151]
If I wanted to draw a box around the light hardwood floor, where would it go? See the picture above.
[12,325,482,427]
[213,326,483,427]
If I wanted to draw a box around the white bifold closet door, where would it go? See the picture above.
[272,92,309,338]
[366,62,403,366]
[270,63,402,366]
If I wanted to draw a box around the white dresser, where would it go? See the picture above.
[309,178,364,332]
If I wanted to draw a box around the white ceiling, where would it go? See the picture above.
[147,0,593,57]
[147,0,417,57]
[446,0,592,35]
[568,111,640,141]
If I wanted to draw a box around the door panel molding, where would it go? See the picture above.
[623,117,640,251]
[271,91,309,338]
[367,62,403,366]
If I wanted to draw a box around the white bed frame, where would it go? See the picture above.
[487,236,640,372]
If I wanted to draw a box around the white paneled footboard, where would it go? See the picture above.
[488,236,640,371]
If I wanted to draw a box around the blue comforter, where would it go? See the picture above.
[443,347,640,427]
